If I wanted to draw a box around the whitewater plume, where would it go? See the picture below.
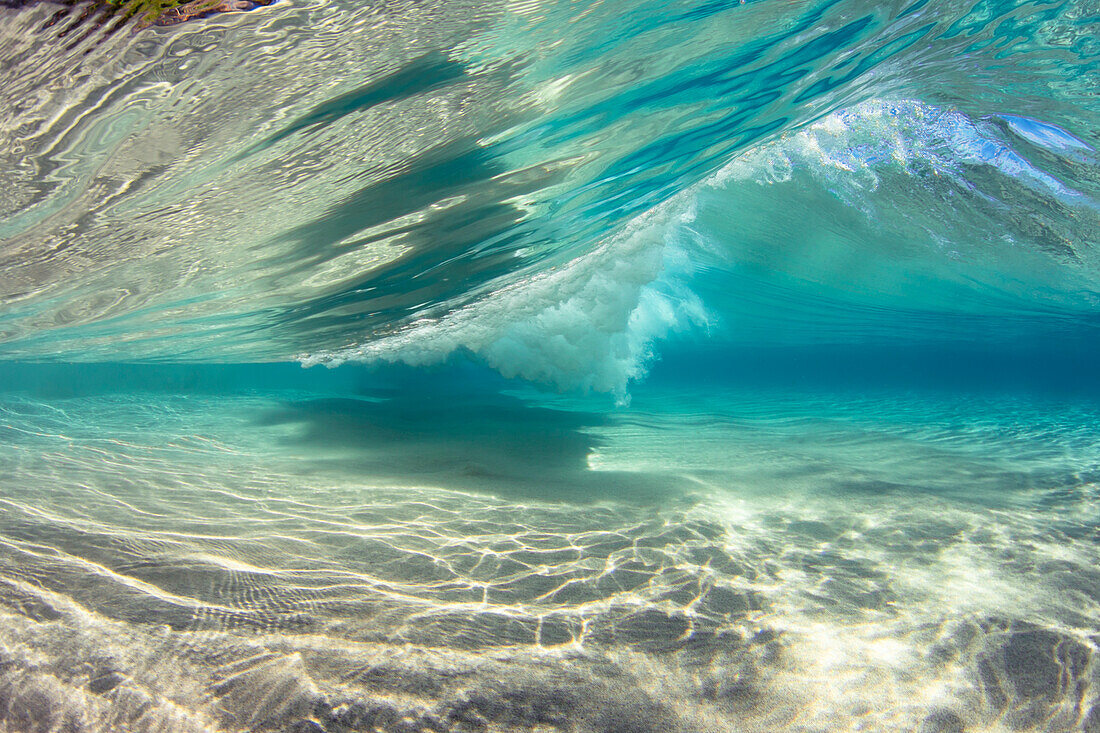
[301,205,707,399]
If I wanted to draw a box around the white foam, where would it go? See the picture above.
[300,203,707,401]
[714,99,1090,204]
[299,99,1090,394]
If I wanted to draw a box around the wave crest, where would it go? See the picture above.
[301,206,707,399]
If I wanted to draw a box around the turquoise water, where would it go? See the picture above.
[1,0,1099,731]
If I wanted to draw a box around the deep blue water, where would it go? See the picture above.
[0,0,1098,731]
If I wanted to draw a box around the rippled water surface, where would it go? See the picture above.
[1,0,1098,730]
[2,0,1096,367]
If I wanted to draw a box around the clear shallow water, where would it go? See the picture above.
[1,0,1099,730]
[2,363,1100,732]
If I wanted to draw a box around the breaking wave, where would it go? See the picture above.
[0,0,1095,396]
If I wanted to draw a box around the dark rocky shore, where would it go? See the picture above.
[1,0,274,35]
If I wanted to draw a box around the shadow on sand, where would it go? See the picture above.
[256,388,689,505]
